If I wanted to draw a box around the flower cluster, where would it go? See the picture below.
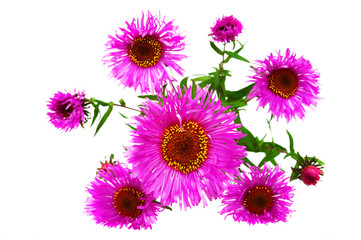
[47,12,324,230]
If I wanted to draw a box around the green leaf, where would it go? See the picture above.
[90,103,100,127]
[119,112,127,119]
[225,99,247,109]
[126,123,137,131]
[198,79,213,88]
[191,81,197,99]
[243,157,256,167]
[210,41,223,55]
[180,77,188,94]
[225,51,250,63]
[226,83,255,101]
[286,130,295,153]
[94,104,113,136]
[258,150,280,167]
[138,94,159,101]
[192,75,213,82]
[94,99,109,107]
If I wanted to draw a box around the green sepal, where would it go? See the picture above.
[290,162,300,181]
[286,130,295,153]
[210,41,223,55]
[94,103,114,136]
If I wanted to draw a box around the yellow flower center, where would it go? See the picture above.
[161,121,209,174]
[129,36,162,68]
[269,68,298,98]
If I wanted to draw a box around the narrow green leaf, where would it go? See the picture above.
[243,157,256,167]
[90,104,100,127]
[286,130,295,153]
[138,95,159,101]
[192,75,212,82]
[94,99,109,107]
[258,150,280,167]
[180,77,188,94]
[210,41,223,55]
[94,104,113,136]
[225,51,250,63]
[226,83,255,101]
[126,123,137,131]
[191,82,197,99]
[119,112,127,119]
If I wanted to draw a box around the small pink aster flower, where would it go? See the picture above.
[248,48,320,122]
[103,11,186,93]
[47,90,89,132]
[292,156,324,186]
[220,165,295,225]
[301,166,323,186]
[127,86,246,209]
[210,15,243,43]
[85,162,161,230]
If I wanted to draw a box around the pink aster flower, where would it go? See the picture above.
[248,48,320,122]
[210,15,243,43]
[103,11,186,93]
[220,165,295,225]
[127,86,246,209]
[85,162,161,230]
[292,156,324,186]
[47,90,89,132]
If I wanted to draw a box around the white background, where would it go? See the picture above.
[1,0,360,239]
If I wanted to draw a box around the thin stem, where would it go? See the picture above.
[112,103,142,113]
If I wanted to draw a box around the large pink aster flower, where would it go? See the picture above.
[210,15,243,43]
[127,86,246,209]
[248,48,320,122]
[85,162,161,230]
[103,11,186,93]
[220,165,295,225]
[47,90,89,132]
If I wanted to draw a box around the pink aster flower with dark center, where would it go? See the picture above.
[103,11,186,93]
[85,162,161,230]
[210,15,243,43]
[220,165,295,225]
[248,48,320,122]
[127,86,246,209]
[47,90,89,132]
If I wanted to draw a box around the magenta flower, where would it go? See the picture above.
[210,15,243,43]
[103,11,186,93]
[47,90,89,132]
[85,162,161,230]
[220,165,295,225]
[127,86,246,209]
[248,48,320,122]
